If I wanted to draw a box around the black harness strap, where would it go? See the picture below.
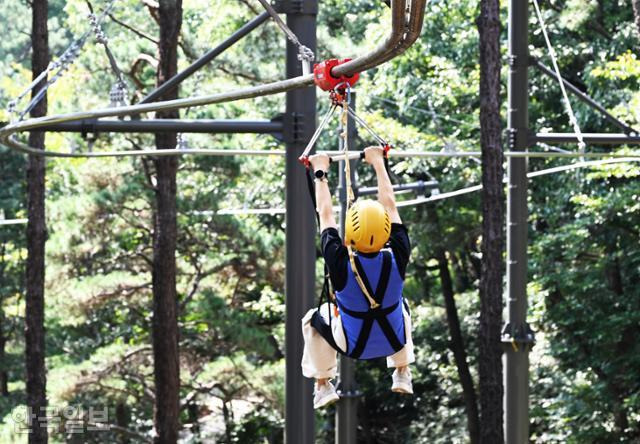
[352,250,392,305]
[340,302,400,358]
[343,251,404,359]
[303,165,342,350]
[375,310,405,352]
[310,309,346,355]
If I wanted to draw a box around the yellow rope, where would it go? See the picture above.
[348,245,380,309]
[340,94,379,309]
[341,99,355,208]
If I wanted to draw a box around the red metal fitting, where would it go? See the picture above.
[313,58,360,92]
[298,155,311,168]
[383,144,392,156]
[329,90,347,105]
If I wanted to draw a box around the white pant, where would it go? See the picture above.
[301,302,416,379]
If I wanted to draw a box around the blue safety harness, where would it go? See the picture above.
[310,249,406,360]
[302,161,405,360]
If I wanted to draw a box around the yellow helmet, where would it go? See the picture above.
[345,200,391,253]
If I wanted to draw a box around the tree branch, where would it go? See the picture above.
[109,13,159,45]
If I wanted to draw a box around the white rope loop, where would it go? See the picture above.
[532,0,586,153]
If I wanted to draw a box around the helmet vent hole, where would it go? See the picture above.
[350,240,356,245]
[370,235,374,246]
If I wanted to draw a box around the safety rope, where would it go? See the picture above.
[339,87,356,207]
[532,0,586,153]
[347,245,381,309]
[337,84,383,310]
[255,0,315,72]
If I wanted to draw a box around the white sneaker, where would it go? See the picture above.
[313,381,340,409]
[391,367,414,394]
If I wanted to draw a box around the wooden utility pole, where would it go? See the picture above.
[151,1,182,442]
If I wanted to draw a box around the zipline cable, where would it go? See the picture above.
[532,0,586,153]
[0,219,29,226]
[4,157,639,222]
[215,157,640,215]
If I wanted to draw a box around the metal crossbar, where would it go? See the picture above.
[0,0,428,158]
[0,219,29,226]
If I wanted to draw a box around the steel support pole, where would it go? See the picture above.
[503,1,534,443]
[337,92,359,444]
[284,2,316,443]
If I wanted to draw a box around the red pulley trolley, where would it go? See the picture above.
[313,58,360,92]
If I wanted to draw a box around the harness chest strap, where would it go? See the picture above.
[347,245,380,309]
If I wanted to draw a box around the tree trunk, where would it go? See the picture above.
[26,1,49,442]
[633,0,640,36]
[436,250,481,443]
[477,0,505,442]
[427,207,480,444]
[0,328,8,396]
[0,245,9,397]
[151,1,182,443]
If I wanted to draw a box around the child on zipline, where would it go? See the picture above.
[301,146,415,409]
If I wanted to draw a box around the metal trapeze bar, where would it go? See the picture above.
[357,180,439,197]
[531,58,639,136]
[27,119,283,134]
[533,133,640,145]
[140,11,271,105]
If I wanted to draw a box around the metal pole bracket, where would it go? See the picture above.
[283,112,305,144]
[501,322,536,352]
[274,0,318,14]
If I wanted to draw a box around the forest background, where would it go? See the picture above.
[1,0,640,442]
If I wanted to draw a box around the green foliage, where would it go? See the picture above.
[1,0,640,441]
